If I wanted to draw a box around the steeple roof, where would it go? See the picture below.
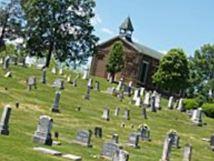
[119,17,134,32]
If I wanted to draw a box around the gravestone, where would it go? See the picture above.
[106,87,116,95]
[124,108,130,120]
[4,71,12,78]
[107,73,111,81]
[118,91,124,102]
[83,87,90,100]
[102,107,110,121]
[52,91,61,112]
[133,89,140,102]
[72,79,78,87]
[177,98,184,112]
[112,133,119,144]
[114,107,120,116]
[0,105,12,135]
[52,79,64,90]
[150,93,156,112]
[140,124,151,141]
[127,81,133,96]
[140,87,145,96]
[51,67,57,74]
[160,133,172,161]
[3,56,10,70]
[112,149,129,161]
[191,108,203,126]
[143,92,150,107]
[141,107,147,119]
[208,89,213,98]
[116,78,124,91]
[135,96,142,107]
[41,68,47,84]
[94,81,100,91]
[168,130,180,148]
[33,115,53,145]
[82,68,89,80]
[183,144,192,161]
[155,94,161,110]
[127,133,139,148]
[67,76,71,83]
[94,127,102,138]
[74,130,92,147]
[59,68,63,75]
[87,78,93,89]
[168,96,174,109]
[210,134,214,151]
[101,142,121,160]
[27,76,37,91]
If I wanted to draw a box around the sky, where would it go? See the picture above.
[93,0,214,56]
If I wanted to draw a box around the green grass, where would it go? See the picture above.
[0,65,213,161]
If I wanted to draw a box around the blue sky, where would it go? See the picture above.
[93,0,214,55]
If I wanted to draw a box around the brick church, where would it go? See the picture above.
[90,17,163,89]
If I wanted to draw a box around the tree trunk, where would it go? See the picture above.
[45,42,53,68]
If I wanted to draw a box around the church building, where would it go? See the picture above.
[90,17,163,89]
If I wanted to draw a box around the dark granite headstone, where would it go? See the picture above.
[0,105,12,135]
[52,91,61,112]
[94,127,102,138]
[140,124,151,141]
[210,134,214,151]
[41,68,47,84]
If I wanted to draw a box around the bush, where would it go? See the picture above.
[202,103,214,118]
[183,98,199,110]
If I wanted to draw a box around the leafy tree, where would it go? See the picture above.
[192,44,214,80]
[0,0,24,50]
[23,0,98,68]
[153,48,189,94]
[187,44,214,98]
[106,41,124,81]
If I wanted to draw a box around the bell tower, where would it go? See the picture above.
[119,16,134,42]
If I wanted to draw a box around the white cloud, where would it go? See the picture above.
[101,27,114,35]
[91,13,102,26]
[158,50,168,54]
[133,37,140,43]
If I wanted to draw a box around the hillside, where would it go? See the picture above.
[0,65,213,161]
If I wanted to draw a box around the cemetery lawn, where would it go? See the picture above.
[0,65,214,161]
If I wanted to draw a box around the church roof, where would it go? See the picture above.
[119,17,134,32]
[98,36,163,60]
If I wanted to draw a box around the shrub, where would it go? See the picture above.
[183,98,199,110]
[202,103,214,118]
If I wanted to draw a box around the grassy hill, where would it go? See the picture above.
[0,65,213,161]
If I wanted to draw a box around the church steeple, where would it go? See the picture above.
[119,16,134,42]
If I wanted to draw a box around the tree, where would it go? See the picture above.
[192,44,214,81]
[0,0,24,50]
[153,48,189,94]
[106,41,124,81]
[23,0,98,68]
